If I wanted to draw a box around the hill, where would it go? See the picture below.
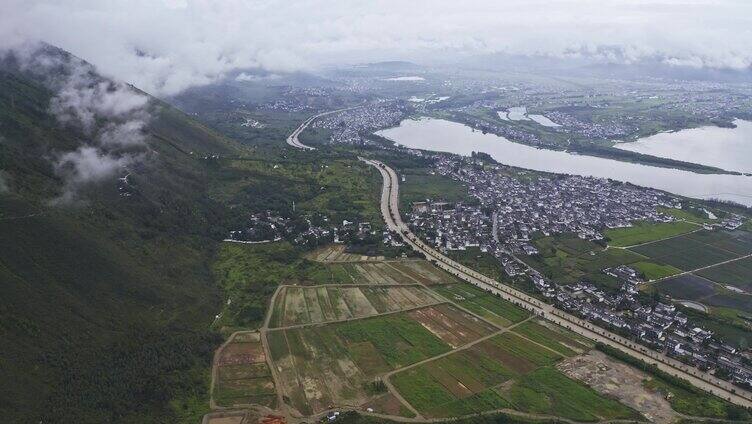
[0,46,245,423]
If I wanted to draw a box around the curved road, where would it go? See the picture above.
[359,157,752,409]
[286,105,368,150]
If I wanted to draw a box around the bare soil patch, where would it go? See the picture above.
[557,350,679,424]
[362,393,411,417]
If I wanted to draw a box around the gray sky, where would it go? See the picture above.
[2,0,752,96]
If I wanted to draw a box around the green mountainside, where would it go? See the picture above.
[0,55,242,423]
[0,46,385,423]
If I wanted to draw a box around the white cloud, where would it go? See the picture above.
[54,146,132,186]
[52,146,136,204]
[1,1,751,96]
[3,46,153,203]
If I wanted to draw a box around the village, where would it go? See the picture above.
[311,100,409,145]
[404,155,752,390]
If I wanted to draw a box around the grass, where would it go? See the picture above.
[336,313,451,369]
[492,333,562,367]
[631,260,682,280]
[399,171,470,210]
[631,234,739,271]
[512,321,590,357]
[433,284,530,327]
[644,378,747,419]
[521,234,644,291]
[605,221,697,247]
[392,330,634,421]
[447,248,507,282]
[659,207,716,224]
[213,241,354,329]
[391,344,516,417]
[505,367,639,422]
[696,256,752,292]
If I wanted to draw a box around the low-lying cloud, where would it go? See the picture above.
[5,45,151,203]
[1,1,751,97]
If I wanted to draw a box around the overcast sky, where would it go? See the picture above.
[2,0,751,96]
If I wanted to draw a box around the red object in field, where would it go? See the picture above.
[260,415,286,424]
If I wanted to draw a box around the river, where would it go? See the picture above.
[615,119,752,174]
[376,118,752,206]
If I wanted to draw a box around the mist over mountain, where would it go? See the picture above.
[3,1,751,97]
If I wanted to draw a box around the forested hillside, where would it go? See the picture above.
[0,45,385,423]
[0,49,243,423]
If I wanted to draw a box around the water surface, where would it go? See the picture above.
[376,118,752,206]
[615,119,752,174]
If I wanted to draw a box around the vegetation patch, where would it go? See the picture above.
[631,260,681,280]
[392,330,634,420]
[213,332,276,408]
[630,231,747,271]
[512,321,590,356]
[605,221,697,247]
[336,313,451,369]
[213,241,352,329]
[696,256,752,292]
[521,234,644,291]
[433,284,529,327]
[504,367,639,421]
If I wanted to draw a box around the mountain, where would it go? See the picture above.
[0,46,245,423]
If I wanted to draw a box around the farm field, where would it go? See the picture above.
[696,256,752,292]
[512,320,592,357]
[308,244,385,263]
[630,260,681,280]
[631,231,743,271]
[659,207,717,225]
[391,332,637,420]
[432,283,529,327]
[268,285,444,328]
[387,260,462,285]
[213,332,277,409]
[654,273,752,316]
[350,262,415,285]
[406,303,498,348]
[521,234,645,291]
[654,274,716,300]
[604,221,698,247]
[266,309,455,415]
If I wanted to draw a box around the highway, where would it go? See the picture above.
[359,157,752,409]
[286,105,367,150]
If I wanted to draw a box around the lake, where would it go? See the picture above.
[376,118,752,206]
[615,119,752,174]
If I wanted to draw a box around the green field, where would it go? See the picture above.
[213,333,277,408]
[654,274,716,300]
[659,207,717,225]
[521,234,644,291]
[631,260,682,280]
[655,274,752,326]
[432,284,530,327]
[631,233,739,271]
[512,321,591,357]
[605,221,697,247]
[399,171,470,210]
[696,257,752,292]
[213,241,355,329]
[507,367,638,421]
[336,313,453,368]
[392,332,636,421]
